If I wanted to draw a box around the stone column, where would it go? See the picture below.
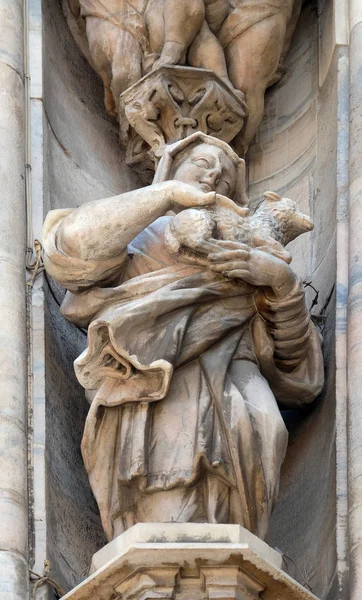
[348,1,362,599]
[0,0,29,599]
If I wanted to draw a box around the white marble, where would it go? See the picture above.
[28,4,48,596]
[91,523,283,573]
[62,524,318,600]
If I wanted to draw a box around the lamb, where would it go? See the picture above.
[164,191,314,266]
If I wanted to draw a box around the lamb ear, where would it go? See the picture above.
[263,191,281,202]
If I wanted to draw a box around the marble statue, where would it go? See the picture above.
[43,132,324,542]
[65,0,302,149]
[73,0,238,116]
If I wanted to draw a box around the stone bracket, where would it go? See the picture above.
[119,66,247,175]
[112,565,264,600]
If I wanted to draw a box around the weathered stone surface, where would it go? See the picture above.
[90,523,283,573]
[0,552,29,600]
[119,66,246,174]
[252,9,340,596]
[165,188,313,266]
[42,131,323,546]
[61,524,318,600]
[347,15,362,600]
[35,1,343,598]
[62,0,302,152]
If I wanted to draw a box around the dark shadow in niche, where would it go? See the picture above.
[267,289,336,599]
[45,274,107,593]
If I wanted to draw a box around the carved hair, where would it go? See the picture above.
[153,132,248,206]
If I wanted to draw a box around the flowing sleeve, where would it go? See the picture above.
[42,208,127,292]
[252,278,324,408]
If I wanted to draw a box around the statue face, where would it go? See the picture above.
[172,143,236,198]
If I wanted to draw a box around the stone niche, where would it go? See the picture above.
[42,0,337,597]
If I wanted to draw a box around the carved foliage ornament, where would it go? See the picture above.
[120,66,247,172]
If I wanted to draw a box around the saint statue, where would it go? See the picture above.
[43,133,323,542]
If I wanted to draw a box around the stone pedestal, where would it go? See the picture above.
[62,524,319,600]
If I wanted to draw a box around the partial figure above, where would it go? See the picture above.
[63,0,302,151]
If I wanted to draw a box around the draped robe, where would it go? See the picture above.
[43,211,324,541]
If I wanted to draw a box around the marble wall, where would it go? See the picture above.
[247,3,339,598]
[41,0,339,596]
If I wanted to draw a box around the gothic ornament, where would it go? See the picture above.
[119,66,247,172]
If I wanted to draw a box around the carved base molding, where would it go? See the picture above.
[62,524,319,600]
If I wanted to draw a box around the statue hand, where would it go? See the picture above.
[168,181,216,209]
[208,240,296,296]
[213,194,250,217]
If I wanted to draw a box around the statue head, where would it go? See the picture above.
[153,132,247,206]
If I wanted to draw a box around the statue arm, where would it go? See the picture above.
[254,279,324,407]
[256,278,312,371]
[56,181,215,262]
[43,181,215,290]
[207,241,324,405]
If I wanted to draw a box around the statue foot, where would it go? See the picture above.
[152,42,187,70]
